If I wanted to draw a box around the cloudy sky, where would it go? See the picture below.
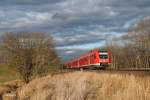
[0,0,150,61]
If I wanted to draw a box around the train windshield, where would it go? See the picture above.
[99,52,108,59]
[99,55,108,59]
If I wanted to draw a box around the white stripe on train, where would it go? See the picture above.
[67,63,103,68]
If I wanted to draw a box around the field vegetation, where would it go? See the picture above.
[17,72,150,100]
[0,64,18,83]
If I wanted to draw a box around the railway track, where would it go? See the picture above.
[51,68,150,76]
[86,69,150,76]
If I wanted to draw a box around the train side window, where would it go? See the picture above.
[92,55,96,59]
[81,58,84,62]
[92,55,94,59]
[84,58,87,61]
[90,55,93,59]
[94,55,96,59]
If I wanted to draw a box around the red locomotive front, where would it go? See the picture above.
[98,50,111,68]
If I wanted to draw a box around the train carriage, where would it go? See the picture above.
[64,49,111,69]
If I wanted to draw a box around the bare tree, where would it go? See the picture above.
[0,32,60,83]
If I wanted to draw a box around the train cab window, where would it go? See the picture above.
[100,55,108,59]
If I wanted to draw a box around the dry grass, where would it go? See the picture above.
[0,80,24,99]
[17,72,150,100]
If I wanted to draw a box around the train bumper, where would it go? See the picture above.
[100,63,109,67]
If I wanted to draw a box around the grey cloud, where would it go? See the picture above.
[0,0,63,5]
[0,0,150,61]
[53,31,118,47]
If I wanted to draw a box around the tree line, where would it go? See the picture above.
[106,17,150,69]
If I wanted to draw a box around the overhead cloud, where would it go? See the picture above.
[0,0,150,61]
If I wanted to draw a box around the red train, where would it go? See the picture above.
[63,49,111,69]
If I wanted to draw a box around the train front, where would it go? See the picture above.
[98,50,111,68]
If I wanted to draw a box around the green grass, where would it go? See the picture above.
[0,64,18,83]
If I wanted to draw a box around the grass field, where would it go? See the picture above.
[0,65,18,83]
[18,71,150,100]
